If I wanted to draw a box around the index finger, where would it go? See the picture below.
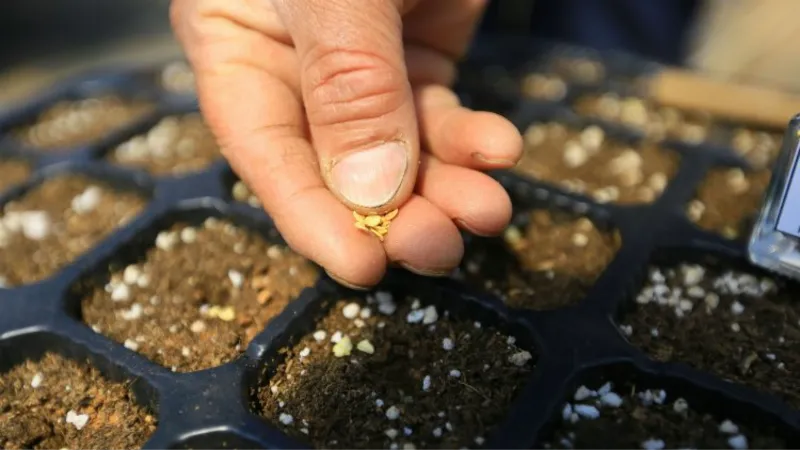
[172,0,388,287]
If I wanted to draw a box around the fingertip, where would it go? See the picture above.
[456,178,513,236]
[266,186,388,289]
[417,92,524,169]
[383,195,464,275]
[466,111,523,167]
[417,156,513,236]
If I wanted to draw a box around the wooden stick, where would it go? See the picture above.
[647,67,800,129]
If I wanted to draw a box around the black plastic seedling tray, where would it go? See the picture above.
[1,36,800,449]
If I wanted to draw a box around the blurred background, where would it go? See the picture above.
[0,0,175,106]
[1,0,799,105]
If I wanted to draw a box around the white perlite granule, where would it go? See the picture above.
[71,186,102,214]
[228,270,244,288]
[123,339,139,351]
[509,350,532,366]
[422,375,431,392]
[120,303,143,321]
[422,305,438,324]
[385,405,401,420]
[442,338,454,351]
[313,330,327,342]
[342,302,361,319]
[279,413,294,425]
[65,410,90,430]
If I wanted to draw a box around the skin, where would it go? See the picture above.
[170,0,523,289]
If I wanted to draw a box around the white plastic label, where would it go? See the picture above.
[777,143,800,238]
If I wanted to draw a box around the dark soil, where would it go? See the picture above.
[256,293,534,449]
[540,379,786,449]
[458,209,620,311]
[12,95,153,150]
[106,113,222,176]
[79,218,319,372]
[0,159,31,193]
[0,352,156,449]
[516,121,680,205]
[620,258,800,409]
[687,167,771,240]
[0,174,146,287]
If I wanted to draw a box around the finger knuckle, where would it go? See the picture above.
[303,46,408,127]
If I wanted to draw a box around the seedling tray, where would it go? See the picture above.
[1,36,799,449]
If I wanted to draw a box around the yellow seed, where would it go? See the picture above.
[504,226,523,245]
[364,215,382,227]
[356,339,375,354]
[353,211,366,222]
[383,209,399,221]
[354,222,369,232]
[372,225,389,235]
[722,226,739,240]
[370,229,385,241]
[333,336,353,357]
[217,306,236,322]
[206,305,220,318]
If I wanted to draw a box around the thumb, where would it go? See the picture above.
[273,0,419,215]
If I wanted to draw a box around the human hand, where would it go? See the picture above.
[170,0,523,289]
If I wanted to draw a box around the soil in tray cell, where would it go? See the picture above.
[516,121,680,205]
[457,209,620,311]
[0,174,146,287]
[11,95,154,150]
[106,113,222,176]
[686,167,771,240]
[619,258,800,409]
[728,126,783,171]
[571,92,717,144]
[0,158,31,193]
[80,218,319,372]
[520,55,611,102]
[159,60,196,93]
[256,292,534,449]
[540,379,785,449]
[0,352,156,450]
[572,92,787,159]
